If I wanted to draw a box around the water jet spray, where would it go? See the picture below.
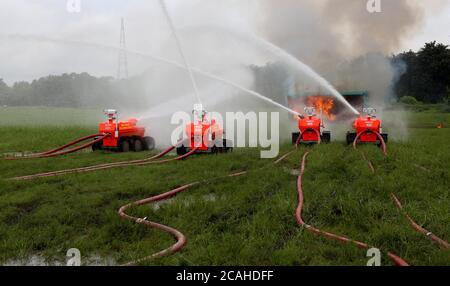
[158,0,233,155]
[1,34,301,117]
[158,0,202,106]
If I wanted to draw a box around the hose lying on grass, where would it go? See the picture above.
[118,171,247,266]
[118,131,406,266]
[391,194,449,249]
[295,152,409,266]
[118,131,407,266]
[9,140,190,181]
[4,133,109,160]
[117,148,295,266]
[291,129,408,266]
[353,131,449,251]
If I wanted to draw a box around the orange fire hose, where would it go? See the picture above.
[4,133,109,160]
[295,129,322,148]
[117,149,295,266]
[295,133,303,147]
[9,140,189,181]
[118,129,404,266]
[353,130,387,155]
[353,131,449,251]
[391,194,449,249]
[292,128,408,266]
[296,152,409,266]
[118,170,247,266]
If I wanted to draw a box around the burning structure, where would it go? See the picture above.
[251,63,370,122]
[287,91,369,121]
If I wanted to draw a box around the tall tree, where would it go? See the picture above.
[394,42,450,103]
[0,79,11,105]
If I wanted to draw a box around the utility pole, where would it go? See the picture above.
[117,18,128,80]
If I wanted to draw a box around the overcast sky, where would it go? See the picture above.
[410,2,450,51]
[0,0,449,84]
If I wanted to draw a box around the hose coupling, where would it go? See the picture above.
[136,217,148,223]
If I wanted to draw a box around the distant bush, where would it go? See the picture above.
[442,95,450,112]
[400,96,420,105]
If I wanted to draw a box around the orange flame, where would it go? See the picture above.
[307,96,336,121]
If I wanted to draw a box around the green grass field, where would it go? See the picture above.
[0,107,449,266]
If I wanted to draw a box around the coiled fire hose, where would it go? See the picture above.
[117,148,295,266]
[118,171,247,266]
[9,140,191,181]
[4,133,109,160]
[353,131,449,251]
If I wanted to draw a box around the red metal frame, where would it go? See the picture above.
[298,116,321,142]
[353,116,381,143]
[185,118,223,151]
[99,117,145,148]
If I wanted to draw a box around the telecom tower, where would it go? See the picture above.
[117,18,128,80]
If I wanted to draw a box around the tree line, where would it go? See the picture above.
[0,72,150,110]
[393,41,450,104]
[0,42,449,108]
